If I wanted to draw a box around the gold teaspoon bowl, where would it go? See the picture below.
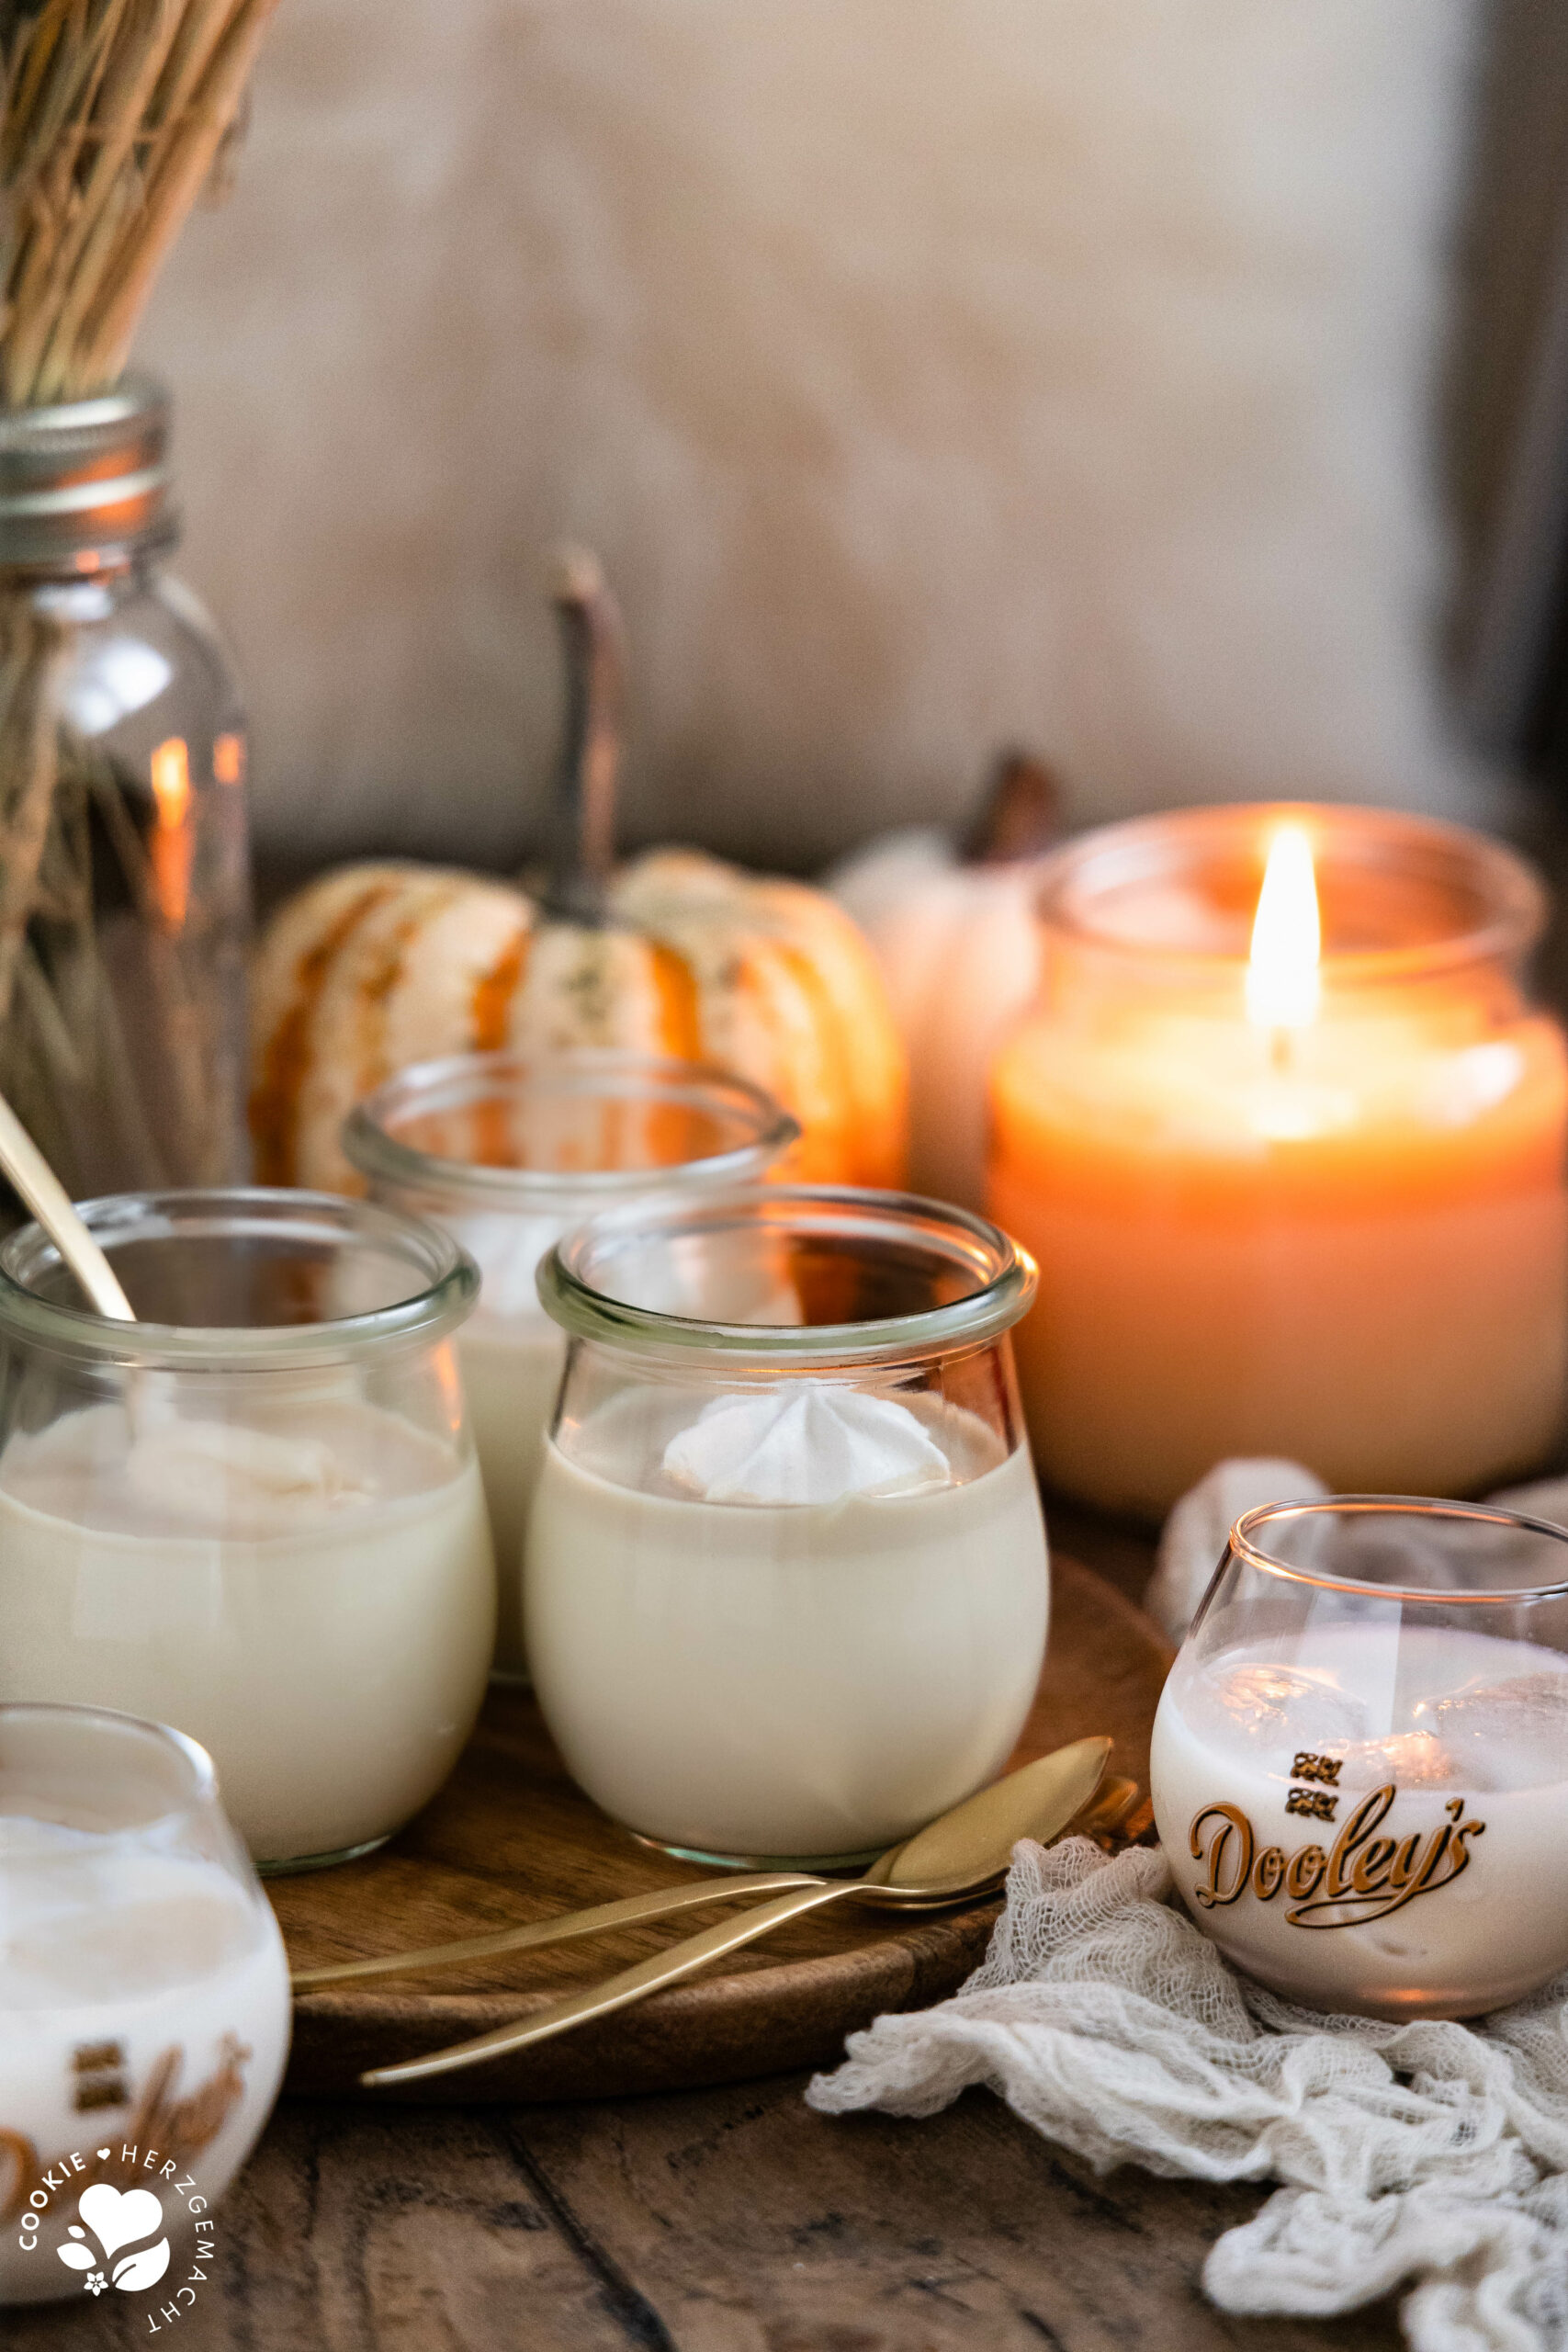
[360,1736,1115,2091]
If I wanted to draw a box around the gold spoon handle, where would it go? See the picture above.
[290,1871,820,1992]
[360,1881,862,2089]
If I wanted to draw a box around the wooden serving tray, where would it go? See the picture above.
[273,1557,1171,2104]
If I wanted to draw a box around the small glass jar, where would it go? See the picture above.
[527,1185,1050,1870]
[988,805,1568,1515]
[0,1702,289,2307]
[0,376,252,1195]
[344,1050,798,1681]
[0,1190,493,1872]
[1151,1496,1568,2018]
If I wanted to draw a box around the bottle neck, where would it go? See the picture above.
[0,373,175,581]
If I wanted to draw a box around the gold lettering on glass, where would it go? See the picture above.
[1190,1787,1485,1928]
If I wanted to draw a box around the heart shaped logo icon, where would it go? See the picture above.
[78,2183,164,2261]
[96,2149,110,2162]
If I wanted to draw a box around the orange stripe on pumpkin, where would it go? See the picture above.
[356,888,462,1096]
[249,882,399,1186]
[773,940,863,1183]
[469,929,532,1165]
[649,942,702,1059]
[470,930,531,1051]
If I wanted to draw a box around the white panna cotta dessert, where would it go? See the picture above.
[345,1053,797,1683]
[0,1192,495,1871]
[527,1186,1050,1867]
[1150,1497,1568,2019]
[0,1709,289,2309]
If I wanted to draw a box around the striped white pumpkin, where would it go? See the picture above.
[250,848,908,1193]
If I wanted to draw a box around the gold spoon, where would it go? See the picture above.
[361,1736,1113,2089]
[295,1770,1141,1996]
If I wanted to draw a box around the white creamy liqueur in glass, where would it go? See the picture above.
[1153,1622,1568,2017]
[0,1708,289,2309]
[528,1384,1049,1862]
[0,1824,289,2304]
[527,1186,1050,1869]
[346,1053,797,1683]
[0,1188,495,1871]
[0,1398,493,1868]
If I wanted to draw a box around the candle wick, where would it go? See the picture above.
[1269,1027,1294,1077]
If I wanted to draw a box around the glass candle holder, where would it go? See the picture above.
[344,1050,797,1682]
[527,1185,1049,1871]
[987,805,1568,1515]
[1151,1497,1568,2018]
[0,1703,289,2307]
[0,1190,494,1872]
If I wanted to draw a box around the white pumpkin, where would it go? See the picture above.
[251,848,908,1195]
[828,756,1058,1211]
[253,553,909,1197]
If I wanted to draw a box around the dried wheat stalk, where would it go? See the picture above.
[1,0,283,405]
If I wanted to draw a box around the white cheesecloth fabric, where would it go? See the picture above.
[808,1836,1568,2348]
[1145,1459,1568,1645]
[807,1460,1568,2348]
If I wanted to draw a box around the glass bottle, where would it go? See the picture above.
[527,1185,1049,1870]
[0,374,251,1195]
[0,1188,493,1871]
[988,804,1568,1514]
[1151,1495,1568,2018]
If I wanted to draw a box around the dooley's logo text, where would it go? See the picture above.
[1190,1774,1487,1929]
[17,2145,215,2324]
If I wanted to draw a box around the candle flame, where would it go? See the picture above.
[1246,823,1321,1032]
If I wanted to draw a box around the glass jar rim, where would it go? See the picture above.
[1231,1495,1568,1605]
[343,1048,800,1205]
[0,1700,218,1818]
[1034,803,1547,986]
[0,1187,478,1370]
[537,1184,1038,1366]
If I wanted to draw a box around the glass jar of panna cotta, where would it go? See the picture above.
[0,1704,289,2306]
[344,1052,797,1683]
[528,1187,1051,1870]
[0,1190,494,1872]
[1152,1497,1568,2018]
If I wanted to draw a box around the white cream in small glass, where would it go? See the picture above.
[0,1190,494,1871]
[526,1186,1051,1870]
[344,1052,797,1682]
[1152,1497,1568,2018]
[0,1704,289,2306]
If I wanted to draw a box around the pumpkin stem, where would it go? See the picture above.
[958,751,1063,866]
[545,546,625,921]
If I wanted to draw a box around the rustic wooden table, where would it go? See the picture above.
[13,1510,1405,2352]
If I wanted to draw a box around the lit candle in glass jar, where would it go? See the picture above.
[987,806,1568,1515]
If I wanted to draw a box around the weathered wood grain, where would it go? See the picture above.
[275,1556,1168,2103]
[5,2082,1403,2351]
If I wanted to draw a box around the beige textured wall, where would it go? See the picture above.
[136,0,1483,876]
